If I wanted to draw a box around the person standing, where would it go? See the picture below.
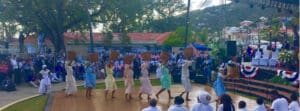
[105,62,118,98]
[133,57,141,79]
[138,61,153,100]
[213,68,226,99]
[10,55,18,84]
[84,62,96,97]
[65,61,77,96]
[38,65,51,95]
[179,60,193,101]
[155,55,173,99]
[124,64,134,100]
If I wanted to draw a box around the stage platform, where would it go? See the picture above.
[50,85,256,111]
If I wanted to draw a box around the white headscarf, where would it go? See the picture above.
[198,91,211,105]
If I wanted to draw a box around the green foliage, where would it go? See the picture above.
[151,3,277,33]
[196,28,209,44]
[278,50,297,70]
[3,95,47,111]
[162,26,195,47]
[269,76,290,85]
[0,0,186,51]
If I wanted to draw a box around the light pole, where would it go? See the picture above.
[184,0,191,46]
[84,0,94,53]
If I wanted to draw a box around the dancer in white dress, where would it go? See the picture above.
[65,61,77,96]
[124,64,134,100]
[179,60,193,100]
[38,65,51,94]
[138,61,153,100]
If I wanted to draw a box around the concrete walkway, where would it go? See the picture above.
[0,79,104,108]
[0,75,153,109]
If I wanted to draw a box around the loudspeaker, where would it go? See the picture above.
[227,41,237,57]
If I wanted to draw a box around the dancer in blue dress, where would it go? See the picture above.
[84,62,96,97]
[213,68,226,98]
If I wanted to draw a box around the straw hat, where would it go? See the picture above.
[183,48,193,59]
[124,55,134,64]
[109,51,119,61]
[141,52,151,61]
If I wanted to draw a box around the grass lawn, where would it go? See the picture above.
[2,79,161,111]
[2,95,47,111]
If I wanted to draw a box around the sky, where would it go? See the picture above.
[182,0,231,10]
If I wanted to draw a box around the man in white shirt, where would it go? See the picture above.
[270,90,288,111]
[142,99,161,111]
[288,93,300,111]
[254,98,267,111]
[168,96,188,111]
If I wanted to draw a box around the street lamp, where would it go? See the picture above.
[184,0,191,46]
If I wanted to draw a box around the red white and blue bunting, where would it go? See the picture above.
[241,65,259,78]
[276,70,299,85]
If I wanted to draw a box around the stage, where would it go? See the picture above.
[50,85,256,111]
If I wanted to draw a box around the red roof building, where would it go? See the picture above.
[11,32,171,46]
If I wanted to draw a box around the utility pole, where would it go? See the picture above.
[84,0,94,53]
[184,0,191,46]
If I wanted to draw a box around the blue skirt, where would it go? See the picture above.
[213,77,226,96]
[84,73,96,88]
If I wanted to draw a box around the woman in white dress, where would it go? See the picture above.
[38,65,51,95]
[179,60,193,101]
[138,61,153,100]
[105,62,118,98]
[65,61,77,96]
[124,64,134,100]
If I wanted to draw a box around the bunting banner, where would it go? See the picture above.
[276,70,299,85]
[241,65,259,78]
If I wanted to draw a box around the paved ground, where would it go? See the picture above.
[0,79,108,108]
[0,76,153,108]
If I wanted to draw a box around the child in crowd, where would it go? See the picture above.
[288,93,300,111]
[190,91,213,111]
[167,96,188,111]
[238,101,247,111]
[217,94,235,111]
[142,99,161,111]
[254,98,267,111]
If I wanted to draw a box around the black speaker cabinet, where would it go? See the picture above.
[226,41,237,57]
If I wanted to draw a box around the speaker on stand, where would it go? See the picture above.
[226,41,237,57]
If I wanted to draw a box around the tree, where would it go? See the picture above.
[197,28,209,44]
[0,0,186,52]
[0,0,114,52]
[163,26,194,47]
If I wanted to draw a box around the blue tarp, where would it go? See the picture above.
[192,43,211,51]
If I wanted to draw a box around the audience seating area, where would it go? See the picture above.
[224,78,298,101]
[251,50,279,66]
